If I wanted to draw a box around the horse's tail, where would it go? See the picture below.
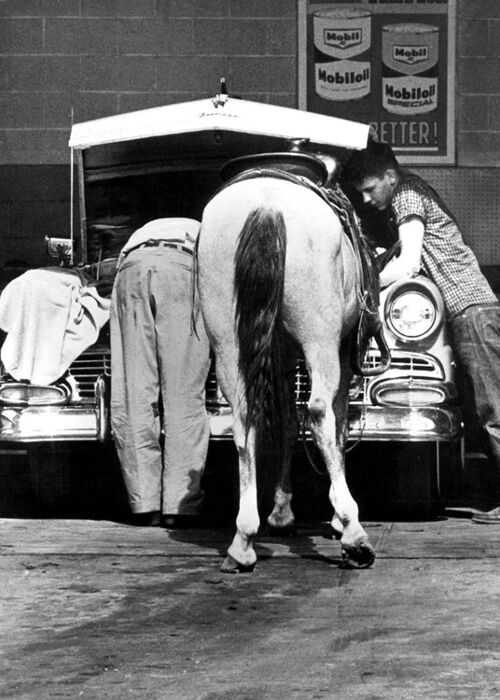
[234,207,293,494]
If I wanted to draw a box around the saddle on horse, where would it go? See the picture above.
[219,152,391,377]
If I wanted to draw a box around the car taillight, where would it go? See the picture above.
[0,382,70,406]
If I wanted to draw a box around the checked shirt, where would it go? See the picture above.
[391,172,497,318]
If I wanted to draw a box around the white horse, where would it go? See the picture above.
[198,171,375,572]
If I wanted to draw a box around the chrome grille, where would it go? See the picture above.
[364,350,438,374]
[73,348,441,406]
[294,359,311,406]
[206,351,442,411]
[68,347,111,399]
[206,359,311,410]
[205,366,225,410]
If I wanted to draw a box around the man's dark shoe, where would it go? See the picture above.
[130,511,162,527]
[162,514,203,529]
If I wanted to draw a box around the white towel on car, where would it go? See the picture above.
[0,267,110,385]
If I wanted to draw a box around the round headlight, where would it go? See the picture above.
[385,279,443,342]
[388,291,436,338]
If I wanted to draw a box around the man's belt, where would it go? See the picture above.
[134,239,194,256]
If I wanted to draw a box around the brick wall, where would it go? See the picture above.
[0,0,499,272]
[457,0,500,166]
[0,0,297,166]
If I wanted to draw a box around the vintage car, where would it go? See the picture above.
[0,89,463,479]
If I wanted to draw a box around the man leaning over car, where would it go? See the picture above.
[343,140,500,524]
[110,218,211,528]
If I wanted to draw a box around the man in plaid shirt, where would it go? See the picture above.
[343,141,500,524]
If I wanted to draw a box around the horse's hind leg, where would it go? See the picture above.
[306,350,375,568]
[225,415,260,572]
[266,355,298,536]
[330,353,353,540]
[214,350,260,573]
[267,408,298,536]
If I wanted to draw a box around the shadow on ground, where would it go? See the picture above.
[1,433,498,525]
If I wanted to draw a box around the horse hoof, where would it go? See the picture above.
[331,526,343,541]
[265,521,297,537]
[220,554,256,574]
[341,541,376,569]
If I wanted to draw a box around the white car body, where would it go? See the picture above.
[0,92,462,449]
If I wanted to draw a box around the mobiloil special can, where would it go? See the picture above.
[313,9,371,101]
[382,23,439,115]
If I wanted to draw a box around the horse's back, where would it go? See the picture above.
[201,177,337,247]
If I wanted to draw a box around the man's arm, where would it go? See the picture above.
[379,216,424,289]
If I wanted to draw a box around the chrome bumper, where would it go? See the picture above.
[208,405,463,443]
[0,404,100,442]
[0,402,462,445]
[347,404,463,442]
[0,377,110,443]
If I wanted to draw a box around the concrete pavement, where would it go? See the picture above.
[1,515,499,700]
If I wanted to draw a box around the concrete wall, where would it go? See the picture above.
[0,0,499,272]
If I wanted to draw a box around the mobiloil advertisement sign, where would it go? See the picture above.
[299,0,456,165]
[314,8,372,101]
[382,23,439,114]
